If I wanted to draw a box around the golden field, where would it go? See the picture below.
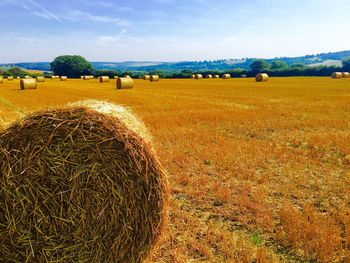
[1,77,350,262]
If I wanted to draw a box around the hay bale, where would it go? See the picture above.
[99,76,110,83]
[117,77,134,89]
[241,74,247,78]
[36,76,45,82]
[143,75,151,80]
[195,74,203,79]
[114,76,119,79]
[20,78,37,90]
[332,72,343,79]
[191,75,195,79]
[342,72,350,78]
[150,75,160,82]
[80,76,84,79]
[223,74,231,79]
[256,73,269,82]
[0,76,3,83]
[60,76,68,81]
[125,75,131,78]
[206,75,213,79]
[213,75,220,79]
[24,75,31,79]
[0,100,168,262]
[7,76,14,81]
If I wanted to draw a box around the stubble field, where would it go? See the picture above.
[0,77,350,262]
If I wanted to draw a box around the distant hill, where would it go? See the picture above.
[1,50,349,72]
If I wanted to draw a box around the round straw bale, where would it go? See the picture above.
[0,100,168,262]
[36,76,45,82]
[143,75,151,80]
[256,73,269,82]
[125,75,131,78]
[191,74,195,79]
[206,75,213,79]
[342,72,350,78]
[117,77,134,89]
[0,76,3,83]
[20,78,37,90]
[332,72,343,79]
[7,76,14,81]
[195,74,203,79]
[99,76,110,82]
[24,75,31,79]
[80,76,84,79]
[241,74,247,78]
[60,76,68,81]
[213,75,220,78]
[223,74,231,79]
[150,75,160,82]
[114,76,119,79]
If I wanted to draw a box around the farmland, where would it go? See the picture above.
[0,77,350,262]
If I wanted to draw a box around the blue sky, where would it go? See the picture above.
[0,0,350,62]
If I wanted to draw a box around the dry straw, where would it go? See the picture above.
[20,78,37,89]
[150,75,160,82]
[195,74,203,79]
[223,74,231,79]
[206,75,213,79]
[342,72,350,78]
[0,100,168,262]
[117,77,134,89]
[256,73,269,82]
[143,75,151,80]
[332,72,343,79]
[99,76,110,82]
[60,76,68,81]
[36,76,45,82]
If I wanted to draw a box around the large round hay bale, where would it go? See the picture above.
[256,73,269,82]
[206,75,213,79]
[20,78,37,89]
[99,76,110,82]
[7,76,14,81]
[342,72,350,78]
[150,75,160,82]
[0,100,168,262]
[332,72,343,79]
[60,76,68,81]
[143,75,151,80]
[223,74,231,79]
[36,76,45,82]
[195,74,203,79]
[117,77,134,89]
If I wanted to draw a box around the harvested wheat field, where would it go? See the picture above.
[0,77,350,262]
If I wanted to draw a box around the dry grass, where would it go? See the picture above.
[0,77,350,262]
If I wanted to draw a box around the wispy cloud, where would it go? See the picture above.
[66,10,131,27]
[28,0,62,23]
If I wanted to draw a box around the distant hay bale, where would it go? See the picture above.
[223,74,231,79]
[125,75,131,78]
[206,75,213,79]
[7,76,14,81]
[83,75,90,80]
[0,76,3,83]
[80,76,84,79]
[342,72,350,78]
[99,76,110,82]
[51,75,59,79]
[195,74,203,79]
[0,99,168,262]
[191,74,195,79]
[143,75,151,80]
[256,73,269,82]
[213,75,220,79]
[60,76,68,81]
[114,76,119,79]
[36,76,45,82]
[241,74,247,78]
[331,72,343,79]
[117,77,134,89]
[24,76,31,79]
[150,75,160,82]
[20,78,37,90]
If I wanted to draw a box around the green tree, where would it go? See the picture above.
[7,67,29,77]
[342,57,350,71]
[50,55,95,78]
[271,60,289,70]
[291,63,306,70]
[249,60,271,73]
